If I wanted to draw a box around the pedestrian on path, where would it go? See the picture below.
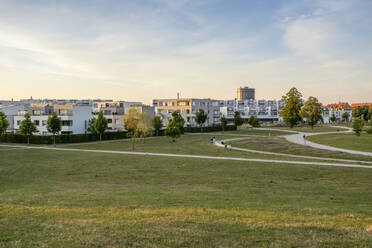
[303,134,306,145]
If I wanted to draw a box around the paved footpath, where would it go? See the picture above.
[1,144,371,169]
[281,127,372,157]
[215,137,372,165]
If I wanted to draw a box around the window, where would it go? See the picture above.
[186,109,190,114]
[42,120,47,126]
[62,120,73,126]
[17,120,20,125]
[108,119,112,123]
[93,104,98,108]
[34,120,40,126]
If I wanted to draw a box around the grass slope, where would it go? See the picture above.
[1,149,372,247]
[269,126,345,133]
[308,133,372,153]
[229,136,372,162]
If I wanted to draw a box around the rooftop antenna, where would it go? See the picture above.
[177,92,180,100]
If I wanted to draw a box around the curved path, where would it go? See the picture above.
[280,127,372,157]
[0,144,371,169]
[215,137,372,165]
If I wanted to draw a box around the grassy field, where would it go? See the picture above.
[1,148,372,247]
[308,133,372,153]
[269,125,346,133]
[211,128,294,136]
[57,134,370,164]
[228,135,372,162]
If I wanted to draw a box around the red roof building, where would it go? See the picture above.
[326,102,351,110]
[350,102,372,108]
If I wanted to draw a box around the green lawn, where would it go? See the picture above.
[59,134,368,164]
[269,125,346,133]
[1,148,372,247]
[229,136,372,162]
[308,133,372,153]
[211,128,294,136]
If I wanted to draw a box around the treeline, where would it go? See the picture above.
[280,87,372,135]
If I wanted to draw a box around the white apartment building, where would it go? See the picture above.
[93,101,154,131]
[14,104,92,135]
[153,98,283,126]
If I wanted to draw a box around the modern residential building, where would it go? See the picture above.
[237,87,255,100]
[153,98,219,126]
[153,96,284,126]
[220,99,284,123]
[0,103,28,133]
[92,101,148,131]
[14,104,92,135]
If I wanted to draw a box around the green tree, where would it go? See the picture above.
[47,112,61,146]
[248,116,260,127]
[369,106,372,120]
[220,116,227,131]
[330,114,337,124]
[124,108,152,150]
[0,111,9,135]
[234,111,244,127]
[165,118,181,142]
[87,117,97,134]
[152,116,163,136]
[353,106,369,121]
[19,113,38,144]
[352,117,365,136]
[300,96,323,129]
[171,111,185,134]
[342,112,350,122]
[94,111,108,141]
[195,108,208,132]
[280,87,303,128]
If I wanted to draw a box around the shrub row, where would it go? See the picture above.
[184,125,237,133]
[0,131,128,144]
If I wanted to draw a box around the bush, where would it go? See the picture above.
[352,118,365,136]
[366,127,372,134]
[184,125,237,133]
[0,131,127,144]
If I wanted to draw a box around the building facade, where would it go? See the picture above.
[14,104,92,135]
[237,87,255,101]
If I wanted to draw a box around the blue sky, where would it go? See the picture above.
[1,0,371,104]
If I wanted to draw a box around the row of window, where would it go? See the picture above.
[16,120,73,127]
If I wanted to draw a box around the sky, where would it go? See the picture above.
[0,0,371,104]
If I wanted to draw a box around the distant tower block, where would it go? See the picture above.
[237,86,255,100]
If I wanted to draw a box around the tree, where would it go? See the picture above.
[234,111,244,127]
[47,112,61,147]
[171,111,185,134]
[342,112,350,122]
[124,108,152,150]
[352,117,365,136]
[330,114,337,124]
[19,113,38,144]
[94,111,108,141]
[280,87,303,128]
[248,116,260,127]
[0,111,9,135]
[195,108,208,132]
[369,105,372,120]
[87,117,97,134]
[165,118,181,142]
[220,116,227,131]
[152,116,163,136]
[353,106,369,121]
[300,96,323,129]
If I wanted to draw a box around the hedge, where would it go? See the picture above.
[184,125,237,133]
[0,131,128,144]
